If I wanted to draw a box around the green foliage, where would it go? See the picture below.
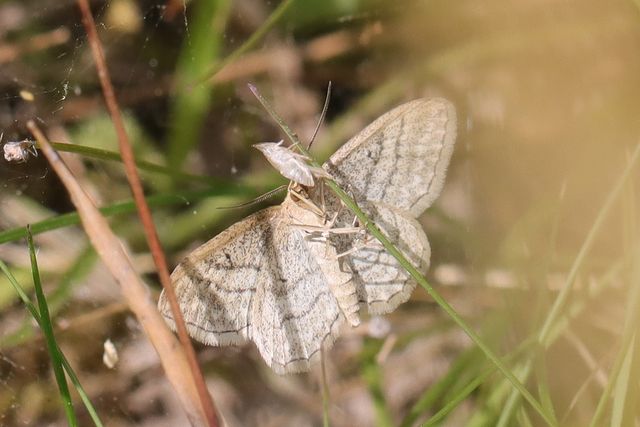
[167,0,231,170]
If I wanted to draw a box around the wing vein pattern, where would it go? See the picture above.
[323,98,456,314]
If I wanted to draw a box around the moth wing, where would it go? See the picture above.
[251,203,344,373]
[349,202,430,314]
[159,204,344,374]
[322,98,456,313]
[158,207,280,346]
[324,98,456,216]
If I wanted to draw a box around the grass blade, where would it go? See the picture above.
[0,257,104,426]
[47,142,216,185]
[27,226,78,426]
[400,347,480,427]
[0,246,97,348]
[611,335,635,427]
[590,244,640,426]
[193,0,296,86]
[0,186,258,244]
[167,0,231,170]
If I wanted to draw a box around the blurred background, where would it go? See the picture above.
[1,0,639,425]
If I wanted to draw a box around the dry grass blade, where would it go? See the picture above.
[26,122,207,427]
[74,0,219,425]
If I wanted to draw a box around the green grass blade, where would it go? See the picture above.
[423,368,492,427]
[590,245,640,426]
[0,186,258,244]
[167,0,231,170]
[27,226,78,426]
[516,406,535,427]
[47,142,215,185]
[58,350,104,427]
[0,258,104,426]
[495,359,534,427]
[47,245,97,312]
[0,246,97,349]
[320,351,331,427]
[0,264,39,314]
[611,335,635,427]
[535,353,557,423]
[400,347,480,427]
[538,142,640,344]
[589,332,631,426]
[193,0,296,86]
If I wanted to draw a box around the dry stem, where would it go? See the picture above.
[74,0,220,424]
[27,122,207,426]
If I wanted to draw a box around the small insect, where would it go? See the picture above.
[19,90,35,102]
[3,136,39,163]
[102,339,119,369]
[253,140,331,186]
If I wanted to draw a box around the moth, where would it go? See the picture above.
[158,98,457,374]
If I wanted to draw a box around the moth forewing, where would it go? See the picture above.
[324,98,456,216]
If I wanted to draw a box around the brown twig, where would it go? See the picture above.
[27,121,206,426]
[74,1,219,425]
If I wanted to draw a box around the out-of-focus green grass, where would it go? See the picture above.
[167,0,230,171]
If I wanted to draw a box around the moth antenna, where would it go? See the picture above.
[308,81,332,150]
[216,184,287,210]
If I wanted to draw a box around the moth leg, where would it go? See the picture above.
[289,187,325,218]
[319,180,327,215]
[334,234,381,259]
